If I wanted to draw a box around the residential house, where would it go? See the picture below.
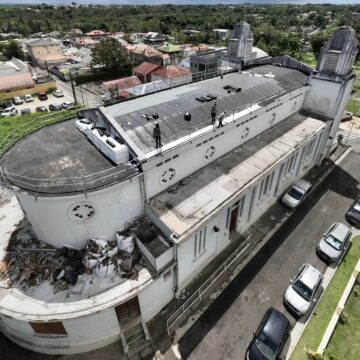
[26,38,63,66]
[133,62,161,83]
[157,43,183,65]
[151,65,192,87]
[143,32,165,47]
[213,29,231,40]
[128,44,165,66]
[101,75,142,99]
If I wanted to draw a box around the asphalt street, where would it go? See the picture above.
[182,150,360,360]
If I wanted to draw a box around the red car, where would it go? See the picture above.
[38,93,48,101]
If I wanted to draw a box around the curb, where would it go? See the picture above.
[317,258,360,354]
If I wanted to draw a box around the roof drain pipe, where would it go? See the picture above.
[170,233,179,297]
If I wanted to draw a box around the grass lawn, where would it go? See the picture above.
[301,52,317,69]
[290,235,360,360]
[325,273,360,360]
[346,62,360,115]
[0,107,81,155]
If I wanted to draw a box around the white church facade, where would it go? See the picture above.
[0,26,357,355]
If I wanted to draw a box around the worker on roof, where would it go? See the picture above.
[218,110,226,128]
[153,123,162,149]
[211,101,217,126]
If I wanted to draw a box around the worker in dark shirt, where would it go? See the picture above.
[211,101,217,126]
[153,123,162,148]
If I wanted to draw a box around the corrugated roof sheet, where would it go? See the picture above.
[133,62,160,75]
[102,75,142,91]
[158,43,182,53]
[0,73,34,91]
[152,65,191,79]
[26,38,59,47]
[129,44,163,58]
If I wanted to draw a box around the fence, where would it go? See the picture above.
[166,237,250,334]
[0,105,83,156]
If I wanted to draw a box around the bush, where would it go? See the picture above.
[305,350,325,360]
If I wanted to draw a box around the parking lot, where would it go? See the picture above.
[1,91,75,117]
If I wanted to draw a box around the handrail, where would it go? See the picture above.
[166,237,250,334]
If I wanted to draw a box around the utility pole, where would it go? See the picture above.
[69,69,78,104]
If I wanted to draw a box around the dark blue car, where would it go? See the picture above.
[246,307,290,360]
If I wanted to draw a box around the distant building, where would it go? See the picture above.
[151,65,192,87]
[213,29,231,40]
[26,38,62,66]
[190,51,223,80]
[157,43,183,65]
[128,44,165,66]
[143,32,165,47]
[101,75,142,98]
[133,62,161,83]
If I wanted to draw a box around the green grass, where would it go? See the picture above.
[325,274,360,360]
[346,61,360,115]
[290,236,360,360]
[0,107,81,155]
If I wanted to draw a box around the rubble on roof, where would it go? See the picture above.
[0,224,143,293]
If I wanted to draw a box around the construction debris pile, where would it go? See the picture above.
[0,226,142,293]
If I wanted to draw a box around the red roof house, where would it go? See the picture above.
[133,62,160,83]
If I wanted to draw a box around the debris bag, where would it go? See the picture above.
[116,233,134,254]
[62,270,79,285]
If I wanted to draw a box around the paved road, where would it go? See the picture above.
[182,150,360,360]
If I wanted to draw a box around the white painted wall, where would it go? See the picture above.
[0,307,120,355]
[143,89,307,199]
[14,176,143,249]
[138,268,174,322]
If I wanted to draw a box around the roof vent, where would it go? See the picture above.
[184,112,191,121]
[153,113,159,119]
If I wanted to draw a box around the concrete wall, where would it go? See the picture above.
[28,44,61,65]
[0,80,57,102]
[142,88,307,199]
[0,307,120,355]
[138,267,174,322]
[176,121,331,291]
[15,176,143,249]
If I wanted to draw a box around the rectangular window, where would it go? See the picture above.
[239,196,245,217]
[30,322,67,335]
[258,180,265,200]
[194,227,207,259]
[225,207,231,229]
[269,172,275,191]
[264,174,271,195]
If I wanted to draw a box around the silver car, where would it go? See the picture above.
[316,223,352,264]
[283,263,322,317]
[281,179,312,209]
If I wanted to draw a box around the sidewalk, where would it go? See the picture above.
[149,145,349,358]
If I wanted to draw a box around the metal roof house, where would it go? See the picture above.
[0,26,357,357]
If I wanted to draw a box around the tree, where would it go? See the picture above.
[91,38,132,75]
[2,40,25,60]
[310,31,329,58]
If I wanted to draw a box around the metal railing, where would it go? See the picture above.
[166,237,250,334]
[0,105,83,156]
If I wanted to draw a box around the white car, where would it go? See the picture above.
[281,179,312,209]
[61,101,75,109]
[316,223,352,264]
[0,106,17,117]
[53,89,64,97]
[24,94,34,102]
[283,263,322,317]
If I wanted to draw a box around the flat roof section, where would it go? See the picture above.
[0,119,138,195]
[147,113,326,242]
[109,65,308,155]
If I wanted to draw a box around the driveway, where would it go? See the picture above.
[181,150,360,360]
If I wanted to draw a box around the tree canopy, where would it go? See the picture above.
[91,38,132,76]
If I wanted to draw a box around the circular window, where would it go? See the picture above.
[160,168,176,184]
[68,202,96,223]
[204,145,216,160]
[269,113,276,125]
[241,127,250,139]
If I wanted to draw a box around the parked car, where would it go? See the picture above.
[246,307,290,360]
[20,108,31,116]
[281,179,312,209]
[2,100,12,109]
[36,105,48,113]
[53,89,64,97]
[12,96,23,105]
[38,93,48,101]
[1,106,17,118]
[49,103,62,111]
[345,196,360,228]
[24,94,34,102]
[283,263,322,318]
[316,223,352,264]
[61,101,75,109]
